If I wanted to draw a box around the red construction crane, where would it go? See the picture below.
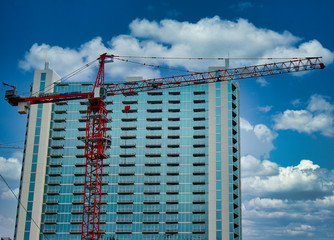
[4,54,325,240]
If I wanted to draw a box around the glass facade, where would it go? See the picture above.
[15,71,241,240]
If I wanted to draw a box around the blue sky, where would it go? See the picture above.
[0,0,334,239]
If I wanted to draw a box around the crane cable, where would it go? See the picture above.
[30,58,99,98]
[0,174,49,240]
[113,55,302,60]
[114,57,195,73]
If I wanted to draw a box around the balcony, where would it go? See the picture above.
[166,169,179,176]
[193,177,206,185]
[46,187,60,195]
[167,160,179,166]
[49,149,63,158]
[45,207,58,214]
[47,179,61,185]
[118,178,135,185]
[193,170,206,175]
[71,207,83,214]
[117,197,134,204]
[166,206,179,214]
[166,226,178,234]
[143,206,160,214]
[74,169,85,176]
[45,197,59,204]
[193,207,206,214]
[70,217,82,224]
[144,178,160,185]
[166,177,179,185]
[166,187,179,194]
[193,160,206,166]
[75,160,86,167]
[144,187,160,195]
[52,123,66,131]
[73,188,84,195]
[166,216,178,224]
[49,158,62,166]
[166,196,179,204]
[43,226,57,234]
[193,197,205,204]
[48,168,62,176]
[192,225,206,234]
[116,206,133,214]
[53,115,66,122]
[70,226,82,234]
[143,216,159,224]
[193,215,206,223]
[144,168,160,176]
[73,178,85,185]
[116,216,133,224]
[142,226,159,234]
[143,196,159,204]
[51,131,65,140]
[117,186,134,195]
[119,168,135,176]
[75,150,85,158]
[193,188,205,195]
[72,197,84,204]
[44,216,57,224]
[145,159,161,166]
[115,226,132,234]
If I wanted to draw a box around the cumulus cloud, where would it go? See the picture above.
[274,94,334,137]
[1,187,19,200]
[19,17,334,82]
[242,157,334,239]
[0,154,22,181]
[242,158,333,199]
[242,155,279,177]
[240,118,277,158]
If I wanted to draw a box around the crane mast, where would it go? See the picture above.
[3,54,325,240]
[81,54,112,240]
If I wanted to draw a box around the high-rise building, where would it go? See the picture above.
[14,62,241,240]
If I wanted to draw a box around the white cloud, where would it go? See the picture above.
[258,105,272,113]
[241,155,279,177]
[242,158,333,199]
[240,118,277,158]
[254,124,277,143]
[19,17,334,82]
[1,187,19,200]
[0,155,22,181]
[0,214,15,236]
[256,77,268,87]
[242,158,334,239]
[240,117,253,131]
[274,94,334,137]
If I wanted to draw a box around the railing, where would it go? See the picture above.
[116,206,133,213]
[166,215,178,223]
[45,196,59,204]
[44,216,57,223]
[45,206,58,214]
[143,206,160,213]
[49,158,62,166]
[46,187,60,195]
[43,226,57,233]
[47,179,61,185]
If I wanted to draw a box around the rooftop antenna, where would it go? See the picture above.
[45,55,49,70]
[225,52,230,69]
